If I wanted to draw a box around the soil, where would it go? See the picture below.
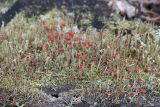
[1,85,160,107]
[0,0,112,29]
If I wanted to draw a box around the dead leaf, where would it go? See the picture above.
[0,35,8,41]
[20,53,34,62]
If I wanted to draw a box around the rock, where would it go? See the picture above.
[111,0,160,24]
[114,0,138,18]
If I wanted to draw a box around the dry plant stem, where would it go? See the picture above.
[97,55,103,72]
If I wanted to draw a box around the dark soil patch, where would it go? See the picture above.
[0,0,112,29]
[1,85,160,107]
[37,85,160,107]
